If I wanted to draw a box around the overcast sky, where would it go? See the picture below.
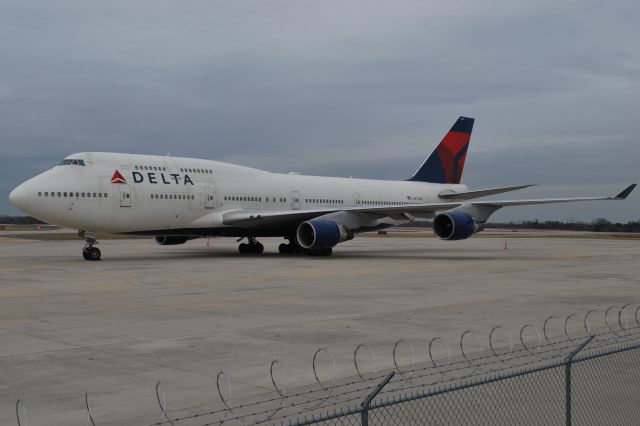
[1,0,638,221]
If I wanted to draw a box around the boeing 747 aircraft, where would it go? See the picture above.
[8,117,636,260]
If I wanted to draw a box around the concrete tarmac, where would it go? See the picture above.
[0,232,638,425]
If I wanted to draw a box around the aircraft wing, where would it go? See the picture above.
[222,202,461,228]
[221,184,636,228]
[474,183,636,207]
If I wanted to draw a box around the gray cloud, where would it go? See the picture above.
[1,0,638,221]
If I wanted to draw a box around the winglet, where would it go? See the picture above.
[613,183,637,200]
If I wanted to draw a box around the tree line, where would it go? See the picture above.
[488,218,640,233]
[2,215,640,233]
[0,216,46,225]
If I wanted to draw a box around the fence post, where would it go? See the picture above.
[564,335,594,426]
[360,372,395,426]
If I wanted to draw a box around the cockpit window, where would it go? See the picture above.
[57,159,86,166]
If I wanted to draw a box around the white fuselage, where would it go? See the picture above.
[11,152,467,236]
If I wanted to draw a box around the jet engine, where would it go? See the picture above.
[433,211,481,240]
[154,236,191,245]
[296,219,353,249]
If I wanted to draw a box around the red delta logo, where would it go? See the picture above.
[111,170,127,184]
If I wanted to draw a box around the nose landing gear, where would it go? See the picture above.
[81,231,101,261]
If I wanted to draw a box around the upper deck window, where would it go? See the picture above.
[57,159,85,166]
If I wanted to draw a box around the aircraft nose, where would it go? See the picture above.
[9,183,30,211]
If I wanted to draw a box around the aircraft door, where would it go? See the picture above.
[353,192,361,207]
[120,184,132,207]
[204,186,215,209]
[291,191,300,210]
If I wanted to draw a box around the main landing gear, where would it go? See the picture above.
[278,239,333,256]
[81,231,101,261]
[238,237,264,254]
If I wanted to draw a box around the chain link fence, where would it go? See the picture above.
[12,305,640,425]
[284,334,640,426]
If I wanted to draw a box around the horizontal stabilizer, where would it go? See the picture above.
[438,184,535,200]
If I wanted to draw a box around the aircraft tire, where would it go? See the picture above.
[82,249,91,261]
[255,242,264,254]
[278,243,287,254]
[239,243,248,254]
[89,247,101,261]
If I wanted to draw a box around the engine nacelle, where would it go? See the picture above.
[296,219,353,249]
[154,236,191,245]
[433,211,480,240]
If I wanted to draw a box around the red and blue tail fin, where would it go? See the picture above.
[408,116,474,184]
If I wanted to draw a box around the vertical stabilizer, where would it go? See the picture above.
[408,116,474,184]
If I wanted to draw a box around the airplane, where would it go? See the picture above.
[8,117,636,261]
